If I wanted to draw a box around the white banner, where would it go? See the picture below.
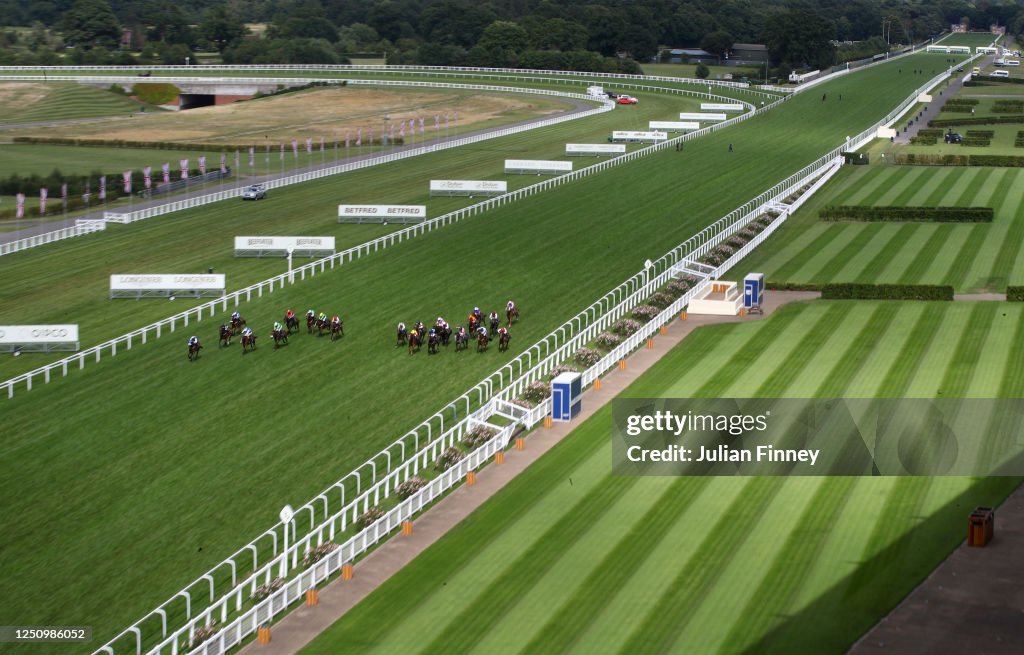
[649,121,700,131]
[701,103,744,112]
[611,131,668,142]
[504,159,573,172]
[110,274,226,291]
[0,325,79,344]
[565,143,626,155]
[678,112,727,121]
[429,180,507,193]
[337,205,426,220]
[233,236,336,252]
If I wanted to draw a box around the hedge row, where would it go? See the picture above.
[945,98,979,106]
[894,153,1024,167]
[818,206,993,222]
[1007,286,1024,301]
[929,115,1024,128]
[967,75,1024,85]
[12,136,400,150]
[765,282,823,291]
[961,137,991,147]
[918,128,944,138]
[821,284,954,301]
[909,135,937,145]
[1016,130,1024,147]
[993,100,1024,113]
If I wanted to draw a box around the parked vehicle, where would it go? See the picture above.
[241,184,267,200]
[944,132,963,144]
[992,70,1010,78]
[616,96,638,105]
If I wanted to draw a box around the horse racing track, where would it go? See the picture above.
[303,301,1022,654]
[0,53,980,653]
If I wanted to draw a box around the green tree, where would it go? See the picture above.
[695,62,710,78]
[198,5,248,53]
[60,0,121,50]
[476,21,530,54]
[763,8,836,70]
[700,30,734,58]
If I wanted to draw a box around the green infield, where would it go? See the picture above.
[0,82,161,123]
[937,32,1002,47]
[0,53,970,651]
[301,300,1022,655]
[733,164,1024,292]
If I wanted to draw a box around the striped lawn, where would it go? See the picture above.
[736,165,1024,292]
[0,82,162,123]
[302,301,1022,655]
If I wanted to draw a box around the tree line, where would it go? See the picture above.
[1,0,1022,73]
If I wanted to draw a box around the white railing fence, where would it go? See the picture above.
[0,219,106,256]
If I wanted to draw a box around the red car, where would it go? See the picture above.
[616,95,638,105]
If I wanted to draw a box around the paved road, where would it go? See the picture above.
[0,94,593,246]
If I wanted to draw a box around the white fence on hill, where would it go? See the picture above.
[0,219,106,256]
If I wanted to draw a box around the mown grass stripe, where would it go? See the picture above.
[768,226,850,282]
[417,474,639,655]
[851,225,917,284]
[804,224,877,282]
[518,477,713,655]
[976,311,1024,471]
[873,167,925,205]
[721,477,858,652]
[875,303,946,397]
[889,166,940,205]
[831,167,886,206]
[754,304,853,396]
[984,173,1024,289]
[962,167,1000,207]
[894,227,947,284]
[935,167,981,207]
[615,478,787,655]
[940,225,990,289]
[693,307,808,398]
[813,303,899,396]
[841,477,934,602]
[936,302,999,397]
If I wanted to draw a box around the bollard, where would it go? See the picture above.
[495,451,505,465]
[619,359,627,370]
[466,471,477,486]
[515,437,525,451]
[257,626,271,645]
[543,416,553,428]
[646,338,654,349]
[305,589,319,606]
[660,325,667,335]
[401,520,413,536]
[680,311,688,320]
[739,308,747,317]
[341,563,354,580]
[594,378,602,391]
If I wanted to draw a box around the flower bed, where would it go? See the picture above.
[595,331,622,349]
[357,506,385,528]
[612,318,643,336]
[396,476,428,499]
[463,426,497,449]
[631,305,660,322]
[574,347,602,367]
[521,380,551,404]
[435,447,464,472]
[303,542,338,567]
[251,577,285,601]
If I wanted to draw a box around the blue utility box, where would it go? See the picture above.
[551,372,583,422]
[744,273,764,310]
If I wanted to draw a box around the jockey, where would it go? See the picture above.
[273,321,283,333]
[436,316,445,327]
[231,311,241,322]
[473,307,482,321]
[457,326,466,338]
[410,328,419,340]
[489,310,499,323]
[307,309,315,319]
[188,335,199,347]
[507,300,515,313]
[429,327,437,338]
[318,311,327,323]
[332,315,340,326]
[440,319,449,331]
[241,326,253,337]
[415,321,425,333]
[285,309,295,320]
[498,326,508,337]
[398,322,406,331]
[477,325,488,337]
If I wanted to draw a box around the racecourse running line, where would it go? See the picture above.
[237,291,821,655]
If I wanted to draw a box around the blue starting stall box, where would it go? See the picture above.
[744,273,764,312]
[551,372,583,422]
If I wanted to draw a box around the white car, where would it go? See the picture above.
[241,184,266,200]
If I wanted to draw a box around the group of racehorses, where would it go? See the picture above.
[190,310,343,360]
[397,303,519,356]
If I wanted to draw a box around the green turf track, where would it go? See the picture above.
[0,144,260,178]
[0,53,974,650]
[0,82,162,124]
[733,165,1024,292]
[301,301,1022,655]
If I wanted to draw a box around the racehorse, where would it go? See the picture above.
[218,324,232,347]
[188,341,202,361]
[438,324,452,346]
[396,323,408,346]
[408,331,422,354]
[468,314,479,333]
[455,329,468,352]
[428,331,440,354]
[306,313,317,334]
[284,314,300,333]
[477,331,489,352]
[230,315,247,336]
[241,333,256,353]
[271,328,289,349]
[330,319,344,341]
[507,305,520,327]
[315,317,331,337]
[489,314,500,334]
[498,330,511,352]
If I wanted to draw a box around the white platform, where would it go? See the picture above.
[688,280,744,316]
